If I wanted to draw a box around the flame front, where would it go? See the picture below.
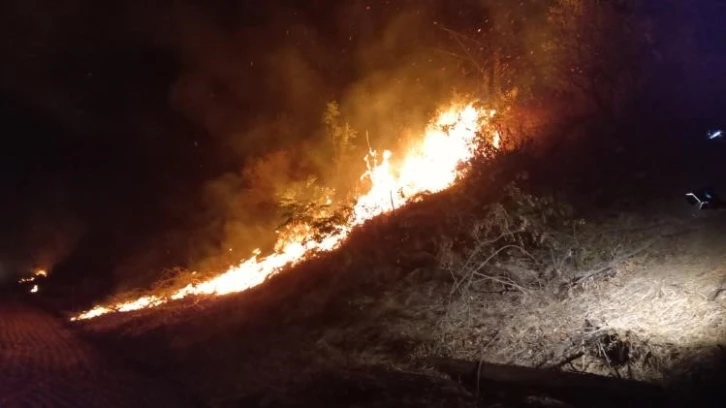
[72,102,498,321]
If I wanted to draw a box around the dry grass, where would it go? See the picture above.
[72,163,726,406]
[431,207,726,397]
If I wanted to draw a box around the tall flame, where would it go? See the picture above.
[72,102,498,321]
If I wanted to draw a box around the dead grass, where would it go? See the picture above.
[72,161,726,407]
[431,207,726,395]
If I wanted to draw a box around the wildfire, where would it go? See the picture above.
[19,268,49,295]
[72,102,499,321]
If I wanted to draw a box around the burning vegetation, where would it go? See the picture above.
[73,103,500,320]
[18,268,48,294]
[7,0,726,406]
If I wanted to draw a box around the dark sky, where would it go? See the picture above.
[0,1,209,287]
[1,0,725,297]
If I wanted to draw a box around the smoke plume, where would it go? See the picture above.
[166,1,481,275]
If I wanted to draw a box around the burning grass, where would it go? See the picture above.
[71,166,711,404]
[69,117,726,406]
[78,183,726,406]
[71,102,501,321]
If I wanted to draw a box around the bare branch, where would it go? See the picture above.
[451,244,536,296]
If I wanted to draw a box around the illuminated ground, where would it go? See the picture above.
[61,124,726,406]
[67,194,726,407]
[447,208,726,376]
[0,295,194,408]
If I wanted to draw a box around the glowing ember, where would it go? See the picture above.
[18,268,49,285]
[30,284,39,294]
[71,102,498,321]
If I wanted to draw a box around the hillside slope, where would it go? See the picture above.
[70,130,726,407]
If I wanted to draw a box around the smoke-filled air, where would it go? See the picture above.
[6,0,726,406]
[72,0,557,317]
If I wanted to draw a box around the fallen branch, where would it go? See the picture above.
[422,357,665,407]
[547,351,585,369]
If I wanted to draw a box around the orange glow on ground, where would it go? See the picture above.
[72,102,499,321]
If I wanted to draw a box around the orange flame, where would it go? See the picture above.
[71,102,499,321]
[18,268,49,285]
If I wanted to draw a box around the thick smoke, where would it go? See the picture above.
[7,0,708,294]
[3,0,553,291]
[167,1,482,275]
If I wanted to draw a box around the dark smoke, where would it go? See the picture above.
[4,0,719,297]
[0,0,595,291]
[167,1,488,276]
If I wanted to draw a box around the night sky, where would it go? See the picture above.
[1,0,726,299]
[1,1,209,288]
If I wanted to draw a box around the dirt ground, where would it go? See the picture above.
[0,295,196,408]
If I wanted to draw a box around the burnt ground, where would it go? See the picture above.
[0,294,197,408]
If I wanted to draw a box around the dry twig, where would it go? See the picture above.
[451,244,535,296]
[570,240,653,285]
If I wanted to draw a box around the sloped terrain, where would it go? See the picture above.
[74,209,726,407]
[70,125,726,407]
